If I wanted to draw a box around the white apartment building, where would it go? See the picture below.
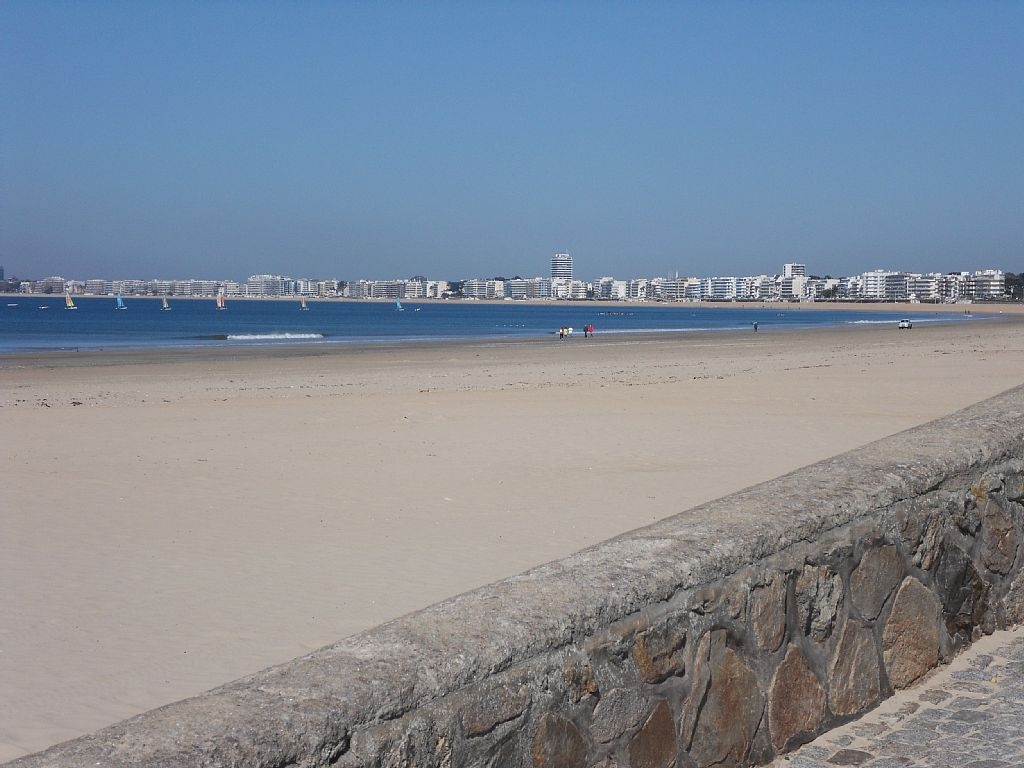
[85,279,113,295]
[907,274,941,302]
[592,277,615,300]
[345,280,370,299]
[705,276,740,300]
[659,277,689,302]
[735,276,758,300]
[883,273,909,301]
[507,278,547,299]
[626,279,648,300]
[860,270,891,299]
[783,263,806,278]
[317,280,341,297]
[550,277,572,299]
[551,252,573,280]
[246,274,296,296]
[369,281,404,299]
[569,281,589,300]
[777,275,807,300]
[966,270,1005,299]
[461,279,505,299]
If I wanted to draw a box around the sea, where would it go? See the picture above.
[0,296,970,354]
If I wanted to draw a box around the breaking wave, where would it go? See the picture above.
[196,332,326,341]
[227,332,325,340]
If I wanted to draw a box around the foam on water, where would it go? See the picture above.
[225,332,325,341]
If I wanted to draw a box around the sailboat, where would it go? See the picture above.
[396,299,404,311]
[115,293,127,310]
[216,294,226,311]
[299,297,309,310]
[161,297,171,311]
[65,293,78,310]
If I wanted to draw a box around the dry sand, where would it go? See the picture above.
[2,313,1024,760]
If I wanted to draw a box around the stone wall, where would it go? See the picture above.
[11,386,1024,768]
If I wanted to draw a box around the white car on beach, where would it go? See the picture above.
[898,319,913,329]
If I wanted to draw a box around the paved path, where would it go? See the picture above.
[772,625,1024,768]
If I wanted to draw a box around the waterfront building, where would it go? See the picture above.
[735,276,758,300]
[593,277,616,300]
[860,270,891,299]
[659,277,691,302]
[345,280,370,299]
[34,276,66,294]
[907,274,940,302]
[402,279,447,299]
[190,280,219,296]
[368,280,404,299]
[317,280,342,297]
[550,277,572,299]
[626,278,648,300]
[967,270,1005,299]
[461,279,505,299]
[778,275,808,300]
[551,252,573,280]
[783,263,806,278]
[505,278,531,299]
[85,279,114,295]
[883,272,910,301]
[747,275,775,301]
[705,276,740,300]
[246,274,296,297]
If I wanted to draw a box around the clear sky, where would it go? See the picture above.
[2,1,1022,282]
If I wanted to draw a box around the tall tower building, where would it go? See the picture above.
[551,252,573,280]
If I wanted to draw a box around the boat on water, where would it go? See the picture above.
[115,293,127,310]
[299,297,309,310]
[6,303,17,307]
[396,299,404,311]
[65,294,77,310]
[161,297,171,311]
[216,294,226,310]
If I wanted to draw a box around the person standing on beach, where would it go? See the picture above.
[753,321,759,332]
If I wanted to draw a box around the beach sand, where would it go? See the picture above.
[2,314,1024,760]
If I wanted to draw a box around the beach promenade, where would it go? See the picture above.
[3,312,1024,761]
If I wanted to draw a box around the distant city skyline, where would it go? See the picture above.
[3,2,1022,280]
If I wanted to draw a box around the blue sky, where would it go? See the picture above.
[2,1,1021,281]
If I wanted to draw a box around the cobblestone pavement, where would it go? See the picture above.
[772,625,1024,768]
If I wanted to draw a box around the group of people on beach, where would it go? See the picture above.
[558,324,595,339]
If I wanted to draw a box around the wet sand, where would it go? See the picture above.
[2,315,1024,760]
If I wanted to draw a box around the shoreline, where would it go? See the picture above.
[2,309,1018,371]
[3,320,1024,759]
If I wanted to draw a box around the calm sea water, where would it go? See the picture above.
[0,296,964,353]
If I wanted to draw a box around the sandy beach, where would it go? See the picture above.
[3,313,1024,761]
